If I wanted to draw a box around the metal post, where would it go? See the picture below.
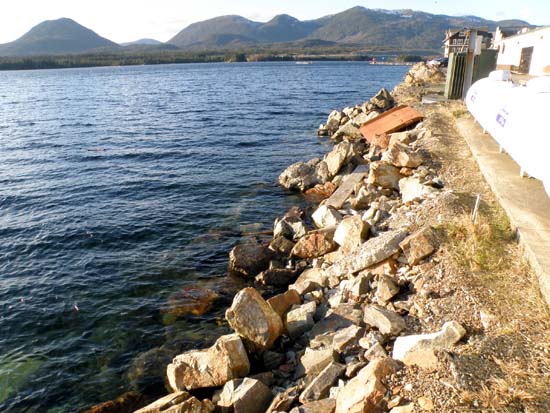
[462,30,477,99]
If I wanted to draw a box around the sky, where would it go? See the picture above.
[1,0,549,44]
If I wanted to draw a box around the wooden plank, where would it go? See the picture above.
[360,105,424,142]
[325,164,369,209]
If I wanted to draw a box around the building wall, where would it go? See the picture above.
[496,27,550,76]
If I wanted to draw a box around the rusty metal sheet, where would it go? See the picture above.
[324,164,369,210]
[360,105,424,142]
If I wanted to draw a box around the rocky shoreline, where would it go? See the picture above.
[85,62,485,413]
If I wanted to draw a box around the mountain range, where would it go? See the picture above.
[0,8,531,57]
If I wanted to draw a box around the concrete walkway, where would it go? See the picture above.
[456,116,550,306]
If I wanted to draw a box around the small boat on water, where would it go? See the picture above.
[295,61,312,65]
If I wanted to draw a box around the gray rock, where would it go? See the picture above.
[298,348,338,378]
[218,378,273,413]
[370,88,394,110]
[312,205,342,229]
[363,305,406,335]
[347,273,373,298]
[375,274,400,304]
[325,228,408,279]
[286,301,317,339]
[279,160,329,192]
[309,304,363,339]
[274,216,308,240]
[364,342,388,360]
[331,122,362,140]
[333,325,364,353]
[299,362,345,403]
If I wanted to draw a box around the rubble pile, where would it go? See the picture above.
[130,79,469,413]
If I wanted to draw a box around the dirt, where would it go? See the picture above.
[385,81,550,412]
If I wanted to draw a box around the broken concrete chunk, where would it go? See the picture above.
[363,305,406,335]
[399,226,437,265]
[399,176,437,203]
[392,321,466,361]
[218,378,273,413]
[299,362,345,403]
[325,228,408,279]
[312,205,343,229]
[167,334,249,391]
[226,288,283,354]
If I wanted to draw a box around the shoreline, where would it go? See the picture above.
[84,63,550,413]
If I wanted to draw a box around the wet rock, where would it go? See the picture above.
[399,176,437,203]
[83,392,146,413]
[331,122,362,141]
[286,301,317,339]
[163,287,219,319]
[324,142,355,177]
[299,362,345,403]
[304,182,338,202]
[229,244,274,278]
[335,358,400,413]
[333,216,369,250]
[325,228,408,279]
[266,386,300,413]
[392,321,466,362]
[218,378,273,413]
[167,334,250,391]
[274,216,308,240]
[333,325,363,353]
[268,289,301,318]
[291,228,338,259]
[363,305,406,335]
[279,160,329,192]
[370,87,394,110]
[127,347,174,393]
[133,391,213,413]
[375,274,400,304]
[256,267,298,286]
[367,161,402,190]
[382,142,423,168]
[226,287,283,354]
[290,398,336,413]
[399,227,437,265]
[269,236,296,256]
[311,205,342,229]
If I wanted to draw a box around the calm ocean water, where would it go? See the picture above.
[0,62,408,412]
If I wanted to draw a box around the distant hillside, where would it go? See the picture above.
[168,7,531,51]
[0,18,118,56]
[120,38,163,46]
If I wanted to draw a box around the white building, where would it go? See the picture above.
[494,26,550,76]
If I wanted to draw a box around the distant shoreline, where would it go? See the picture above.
[0,52,424,71]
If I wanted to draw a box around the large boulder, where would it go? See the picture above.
[274,216,308,240]
[291,228,338,259]
[225,288,283,353]
[218,378,273,413]
[325,228,408,279]
[335,358,400,413]
[279,160,329,191]
[133,391,214,413]
[167,334,250,391]
[267,289,301,318]
[229,244,274,278]
[367,161,402,190]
